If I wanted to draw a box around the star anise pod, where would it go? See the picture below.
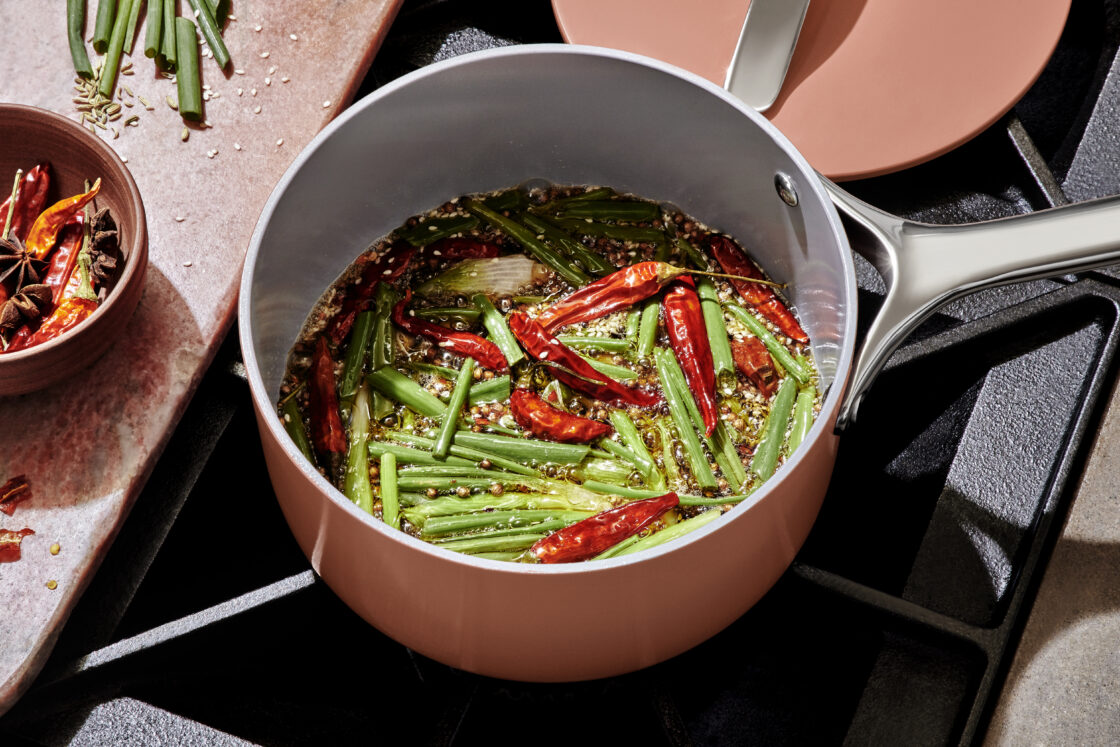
[88,207,119,288]
[0,233,48,292]
[0,283,51,334]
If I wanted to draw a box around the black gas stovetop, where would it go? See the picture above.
[4,1,1120,744]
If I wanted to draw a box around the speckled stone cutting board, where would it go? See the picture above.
[0,0,402,716]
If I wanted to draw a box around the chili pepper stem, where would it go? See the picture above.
[74,179,98,302]
[3,169,23,238]
[659,263,784,289]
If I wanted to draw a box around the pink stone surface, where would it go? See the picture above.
[0,0,401,716]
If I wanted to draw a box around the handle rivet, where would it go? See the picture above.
[775,172,799,207]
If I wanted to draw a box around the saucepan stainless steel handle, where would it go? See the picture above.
[824,179,1120,431]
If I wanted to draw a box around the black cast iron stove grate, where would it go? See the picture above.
[4,1,1120,744]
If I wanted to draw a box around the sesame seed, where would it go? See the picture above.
[281,76,290,83]
[250,88,257,96]
[234,68,245,75]
[289,33,298,41]
[254,24,262,31]
[265,77,271,85]
[234,142,242,150]
[260,51,270,58]
[183,260,193,267]
[175,216,186,222]
[268,65,277,74]
[253,105,261,114]
[322,100,331,108]
[121,156,128,162]
[276,138,284,146]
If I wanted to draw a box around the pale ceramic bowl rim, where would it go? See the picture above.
[0,104,147,365]
[239,44,856,577]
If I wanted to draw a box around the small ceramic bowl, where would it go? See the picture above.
[0,104,147,396]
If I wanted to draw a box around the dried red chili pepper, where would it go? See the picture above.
[508,311,661,407]
[327,241,415,344]
[510,388,613,443]
[530,492,679,563]
[662,277,719,436]
[0,527,34,563]
[25,179,100,260]
[425,237,500,261]
[7,296,97,351]
[309,336,347,456]
[705,234,808,343]
[392,291,509,372]
[0,474,31,516]
[0,164,51,242]
[43,215,84,303]
[730,337,778,397]
[535,261,691,334]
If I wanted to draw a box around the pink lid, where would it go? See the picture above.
[553,0,1071,180]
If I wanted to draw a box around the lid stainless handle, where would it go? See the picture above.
[725,0,811,112]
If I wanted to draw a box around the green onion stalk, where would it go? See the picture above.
[696,278,737,392]
[366,366,447,419]
[280,394,314,464]
[519,212,617,276]
[397,215,480,246]
[787,387,816,456]
[421,510,589,537]
[91,0,116,54]
[652,348,718,491]
[67,0,95,78]
[432,358,476,459]
[174,16,202,120]
[658,347,748,492]
[343,383,374,513]
[381,452,400,529]
[159,0,177,71]
[402,491,609,525]
[386,431,538,477]
[750,376,797,482]
[608,410,665,489]
[98,0,135,98]
[473,294,524,368]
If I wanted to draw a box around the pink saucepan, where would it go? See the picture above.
[239,45,1120,681]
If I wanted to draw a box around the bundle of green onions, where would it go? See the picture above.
[68,0,231,123]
